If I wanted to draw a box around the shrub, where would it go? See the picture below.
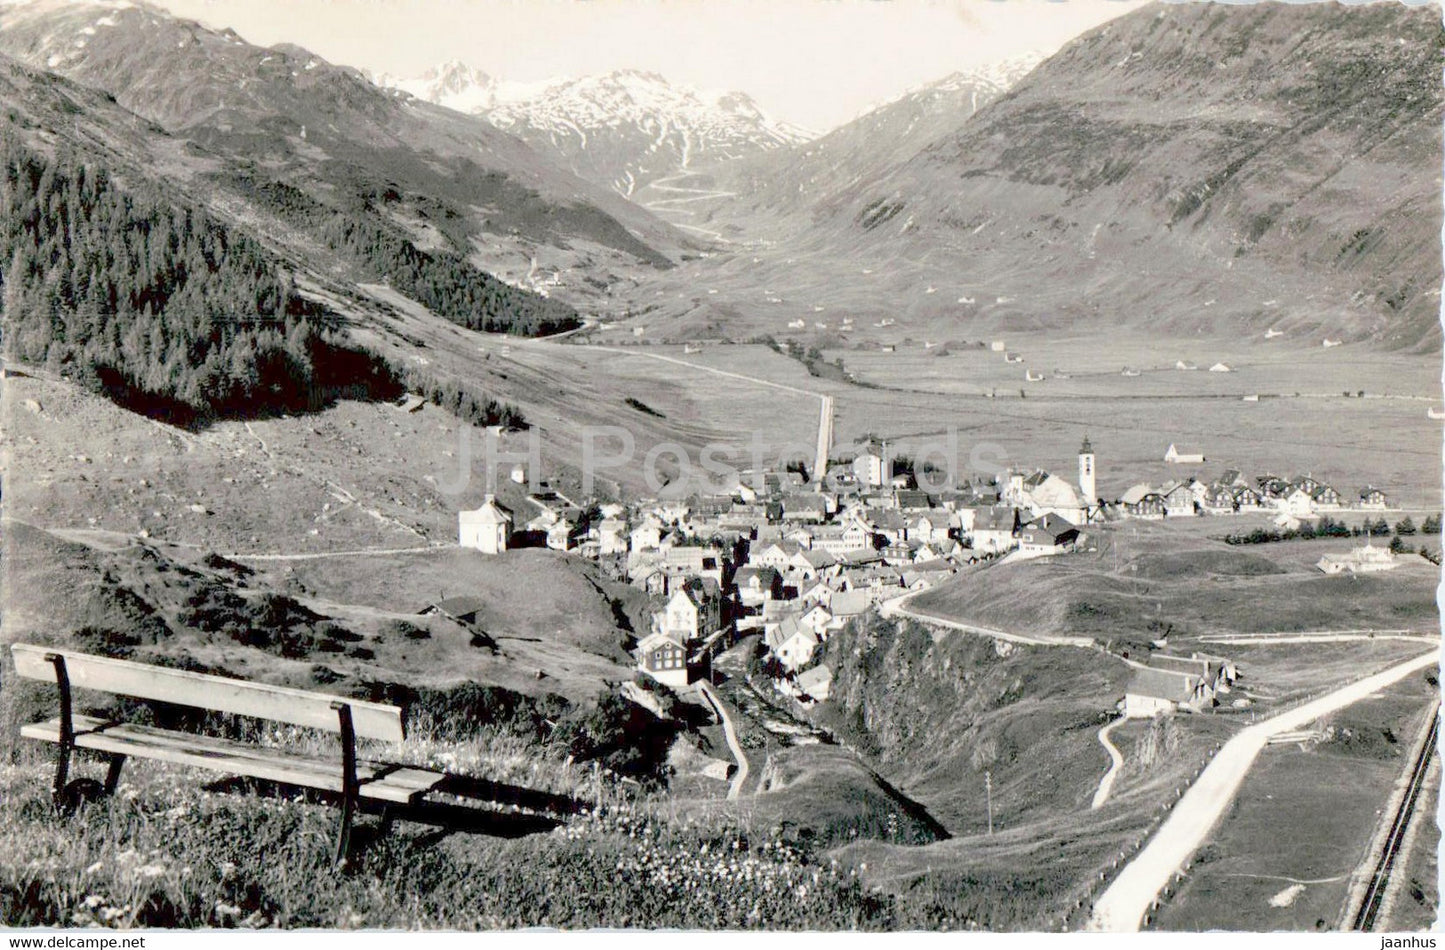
[380,619,429,641]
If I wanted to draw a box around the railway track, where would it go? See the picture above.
[1350,701,1439,931]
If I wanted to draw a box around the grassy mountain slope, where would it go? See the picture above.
[625,2,1442,348]
[0,0,694,312]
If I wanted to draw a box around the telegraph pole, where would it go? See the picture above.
[985,770,994,836]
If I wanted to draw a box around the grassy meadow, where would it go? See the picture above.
[1149,673,1439,932]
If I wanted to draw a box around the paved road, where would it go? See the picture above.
[697,681,749,800]
[1198,632,1440,646]
[1087,648,1440,932]
[1091,717,1127,810]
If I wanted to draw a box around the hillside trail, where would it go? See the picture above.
[877,589,1097,649]
[578,344,833,480]
[697,680,750,799]
[1086,647,1440,932]
[1091,716,1127,809]
[241,420,426,542]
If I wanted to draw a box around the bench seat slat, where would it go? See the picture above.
[20,716,443,804]
[10,645,404,743]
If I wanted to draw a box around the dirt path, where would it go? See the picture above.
[580,345,832,480]
[878,591,1097,649]
[1087,648,1440,932]
[1091,717,1127,809]
[697,681,749,800]
[814,395,834,487]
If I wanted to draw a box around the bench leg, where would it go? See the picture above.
[51,744,72,811]
[103,755,127,795]
[334,794,356,868]
[47,653,74,812]
[331,701,359,869]
[377,805,395,838]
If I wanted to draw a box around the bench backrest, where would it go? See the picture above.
[11,644,405,743]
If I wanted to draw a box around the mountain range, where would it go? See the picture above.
[375,62,810,199]
[0,0,693,313]
[0,0,1437,349]
[629,2,1443,349]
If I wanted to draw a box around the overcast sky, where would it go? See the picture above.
[148,0,1148,131]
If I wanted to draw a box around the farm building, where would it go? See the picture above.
[1164,444,1206,464]
[1123,652,1230,717]
[1317,543,1399,575]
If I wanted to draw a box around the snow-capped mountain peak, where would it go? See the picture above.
[376,62,810,197]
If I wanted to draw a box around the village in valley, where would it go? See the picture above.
[453,429,1431,720]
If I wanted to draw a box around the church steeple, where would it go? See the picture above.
[1078,435,1096,505]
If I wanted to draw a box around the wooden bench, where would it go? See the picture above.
[11,643,452,865]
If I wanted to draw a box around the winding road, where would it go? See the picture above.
[1087,648,1441,932]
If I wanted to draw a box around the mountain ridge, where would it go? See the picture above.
[376,62,810,198]
[625,2,1442,349]
[0,0,696,312]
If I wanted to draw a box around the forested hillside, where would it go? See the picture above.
[0,134,524,429]
[237,176,580,337]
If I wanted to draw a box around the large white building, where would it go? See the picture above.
[458,494,513,554]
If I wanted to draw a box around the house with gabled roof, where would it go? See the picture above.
[780,493,831,523]
[795,664,833,703]
[766,618,820,672]
[852,440,892,488]
[735,566,783,607]
[1201,483,1240,514]
[969,505,1020,554]
[1017,513,1081,556]
[800,578,837,607]
[1124,667,1212,717]
[1359,486,1388,510]
[1119,484,1165,519]
[654,581,723,645]
[636,630,690,688]
[1256,475,1289,500]
[800,603,833,637]
[458,494,513,554]
[1232,485,1262,510]
[1158,481,1197,517]
[827,589,871,621]
[751,540,801,571]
